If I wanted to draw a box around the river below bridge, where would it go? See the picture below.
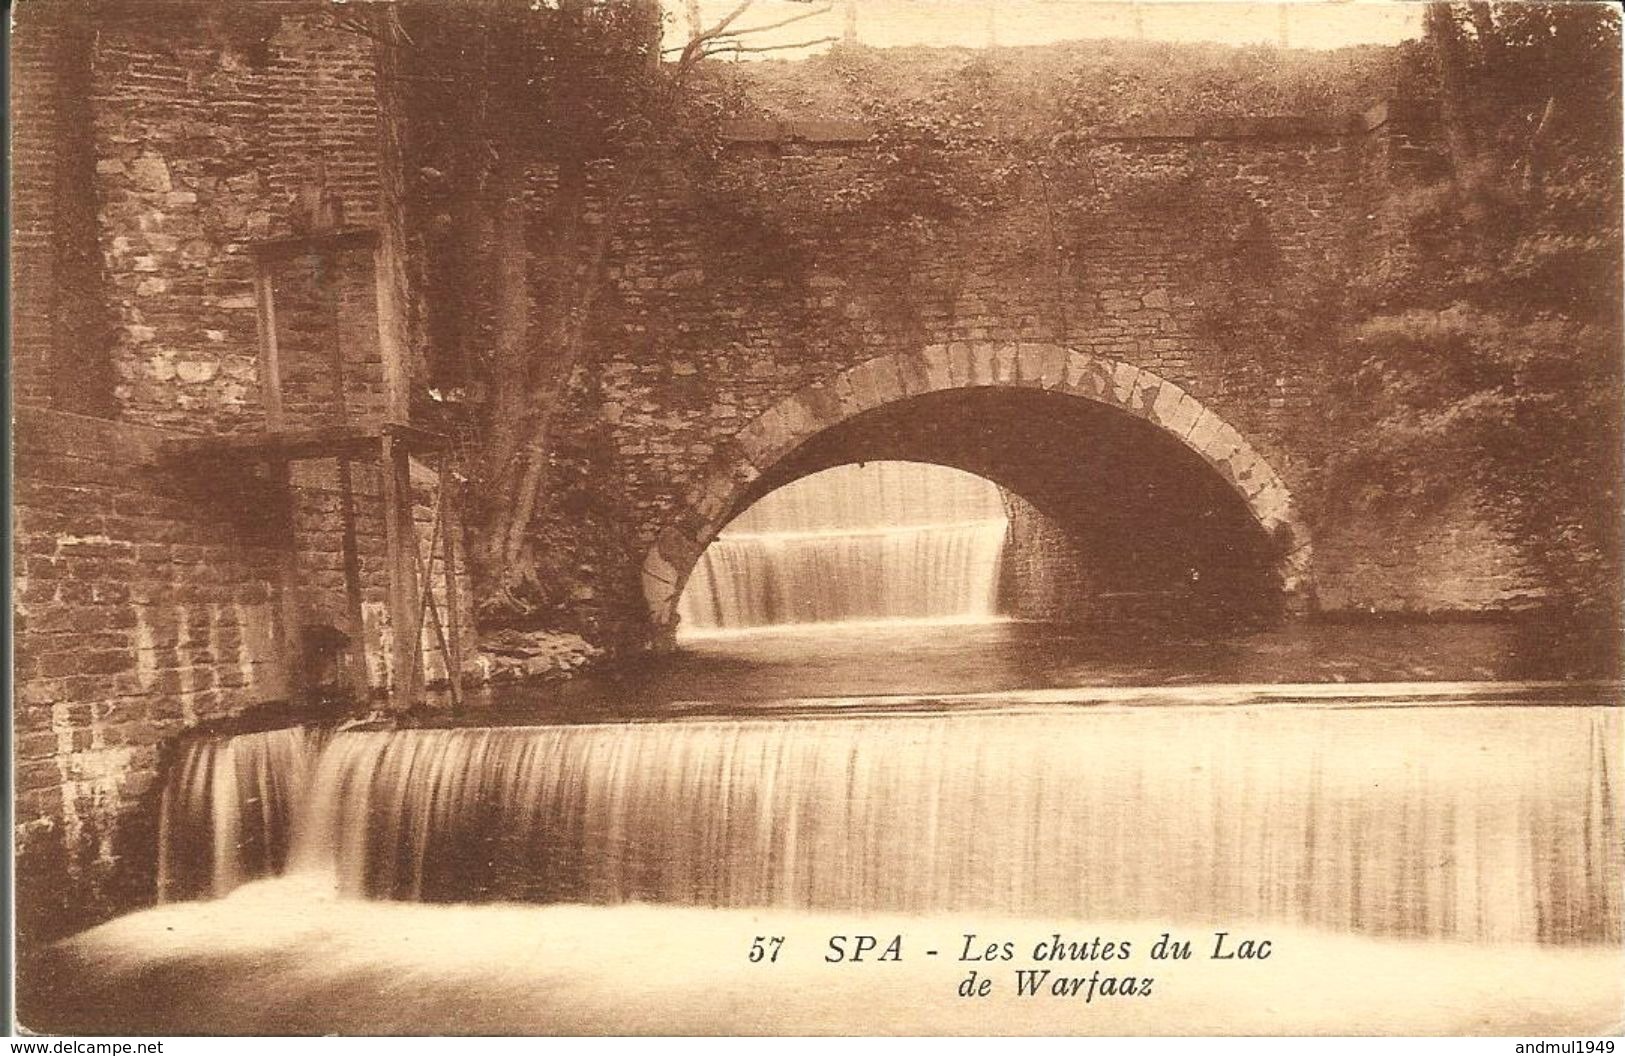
[468,617,1618,719]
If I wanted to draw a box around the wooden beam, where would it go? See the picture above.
[247,228,378,264]
[157,422,450,464]
[373,232,412,423]
[380,432,423,710]
[252,267,286,429]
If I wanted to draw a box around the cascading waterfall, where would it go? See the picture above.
[677,462,1009,631]
[156,726,324,902]
[158,705,1623,946]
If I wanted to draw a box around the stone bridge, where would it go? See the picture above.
[560,105,1534,638]
[638,344,1309,632]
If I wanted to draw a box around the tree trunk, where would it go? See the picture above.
[473,154,543,613]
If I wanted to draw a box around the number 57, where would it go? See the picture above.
[749,936,784,963]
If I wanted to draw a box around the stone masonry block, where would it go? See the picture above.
[642,565,678,613]
[1036,343,1068,389]
[1184,408,1222,453]
[1198,420,1246,465]
[1071,354,1114,402]
[797,382,843,430]
[654,527,703,578]
[894,350,933,397]
[1151,385,1203,439]
[1126,370,1160,418]
[966,344,996,387]
[1016,343,1048,387]
[829,369,864,418]
[1147,378,1187,430]
[946,342,974,388]
[991,343,1019,385]
[845,355,904,412]
[736,401,810,469]
[1109,361,1141,407]
[921,344,954,392]
[1062,350,1097,392]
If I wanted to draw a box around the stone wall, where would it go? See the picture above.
[1313,491,1542,615]
[568,109,1543,631]
[13,408,294,945]
[89,10,384,432]
[999,491,1089,622]
[9,4,474,944]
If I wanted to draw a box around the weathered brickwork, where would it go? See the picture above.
[13,408,292,944]
[9,6,117,415]
[89,12,383,433]
[9,4,469,944]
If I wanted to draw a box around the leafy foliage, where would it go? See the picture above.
[1332,2,1622,618]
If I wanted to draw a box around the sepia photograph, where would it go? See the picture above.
[7,0,1623,1039]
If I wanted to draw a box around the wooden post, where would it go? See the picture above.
[334,457,370,700]
[438,453,465,708]
[317,248,371,701]
[252,265,304,702]
[373,237,412,424]
[381,430,422,710]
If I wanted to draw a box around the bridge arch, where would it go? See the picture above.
[640,343,1312,633]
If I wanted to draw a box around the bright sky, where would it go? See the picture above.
[663,1,1426,56]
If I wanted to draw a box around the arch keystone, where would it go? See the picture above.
[921,344,954,391]
[991,343,1019,385]
[966,343,997,386]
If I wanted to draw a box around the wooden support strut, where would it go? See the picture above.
[237,226,451,713]
[438,453,465,708]
[406,470,463,711]
[320,250,371,702]
[252,265,305,702]
[381,430,423,711]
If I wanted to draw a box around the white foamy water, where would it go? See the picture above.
[155,703,1623,948]
[38,892,1624,1035]
[156,726,324,902]
[677,462,1009,632]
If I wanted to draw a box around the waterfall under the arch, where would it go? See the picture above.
[676,461,1009,633]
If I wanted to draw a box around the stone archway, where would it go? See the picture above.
[640,342,1312,632]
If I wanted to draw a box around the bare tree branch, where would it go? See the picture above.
[663,1,832,54]
[701,35,840,57]
[729,3,834,38]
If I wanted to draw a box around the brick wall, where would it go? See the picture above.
[13,408,294,944]
[9,5,473,943]
[9,4,117,415]
[89,11,384,433]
